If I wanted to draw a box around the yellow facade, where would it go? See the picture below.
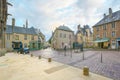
[76,29,93,47]
[5,33,38,50]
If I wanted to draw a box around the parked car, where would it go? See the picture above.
[17,48,29,54]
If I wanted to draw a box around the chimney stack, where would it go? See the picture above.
[77,24,80,30]
[12,18,15,32]
[26,19,28,28]
[109,8,112,17]
[12,18,15,26]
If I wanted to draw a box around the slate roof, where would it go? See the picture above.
[76,25,92,35]
[94,10,120,27]
[6,25,37,35]
[57,25,73,32]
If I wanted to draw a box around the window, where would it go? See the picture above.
[31,35,34,40]
[103,25,106,30]
[60,33,62,38]
[112,31,115,37]
[69,34,71,39]
[112,40,116,46]
[32,43,35,48]
[96,27,99,31]
[24,34,27,40]
[15,35,19,40]
[24,43,27,48]
[103,32,107,38]
[7,34,10,40]
[112,22,115,28]
[64,34,66,38]
[96,34,100,38]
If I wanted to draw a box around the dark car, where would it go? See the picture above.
[17,48,29,54]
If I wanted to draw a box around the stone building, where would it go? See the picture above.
[35,29,46,49]
[5,18,44,50]
[51,25,74,49]
[0,0,8,48]
[76,24,93,47]
[93,8,120,49]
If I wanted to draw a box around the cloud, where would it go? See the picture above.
[7,0,120,40]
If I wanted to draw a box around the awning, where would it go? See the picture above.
[94,40,102,42]
[116,38,120,41]
[94,38,101,43]
[94,38,109,43]
[100,38,109,42]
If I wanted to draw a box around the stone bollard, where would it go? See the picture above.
[83,66,89,76]
[48,58,52,62]
[38,55,41,59]
[31,54,33,57]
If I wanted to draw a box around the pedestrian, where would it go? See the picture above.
[64,45,67,51]
[64,45,67,56]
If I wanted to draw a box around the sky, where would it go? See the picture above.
[7,0,120,41]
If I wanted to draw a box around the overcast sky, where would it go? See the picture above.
[7,0,120,41]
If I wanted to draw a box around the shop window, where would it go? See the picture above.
[112,40,116,45]
[24,43,27,48]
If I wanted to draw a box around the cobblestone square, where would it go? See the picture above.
[32,48,120,80]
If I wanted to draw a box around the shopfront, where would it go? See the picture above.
[94,38,109,48]
[116,38,120,49]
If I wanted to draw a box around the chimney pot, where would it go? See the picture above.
[109,8,112,17]
[104,13,106,18]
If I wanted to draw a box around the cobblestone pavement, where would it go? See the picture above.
[31,48,120,80]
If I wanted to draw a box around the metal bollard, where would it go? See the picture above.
[38,55,41,59]
[83,66,89,76]
[31,54,33,57]
[48,58,52,62]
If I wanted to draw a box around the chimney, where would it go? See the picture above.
[104,13,106,18]
[12,18,15,32]
[109,8,112,17]
[77,24,80,30]
[26,19,28,28]
[12,18,15,26]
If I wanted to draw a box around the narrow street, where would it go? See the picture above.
[31,48,120,80]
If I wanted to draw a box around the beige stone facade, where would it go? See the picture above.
[5,33,38,50]
[76,25,93,47]
[51,25,74,49]
[5,18,40,50]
